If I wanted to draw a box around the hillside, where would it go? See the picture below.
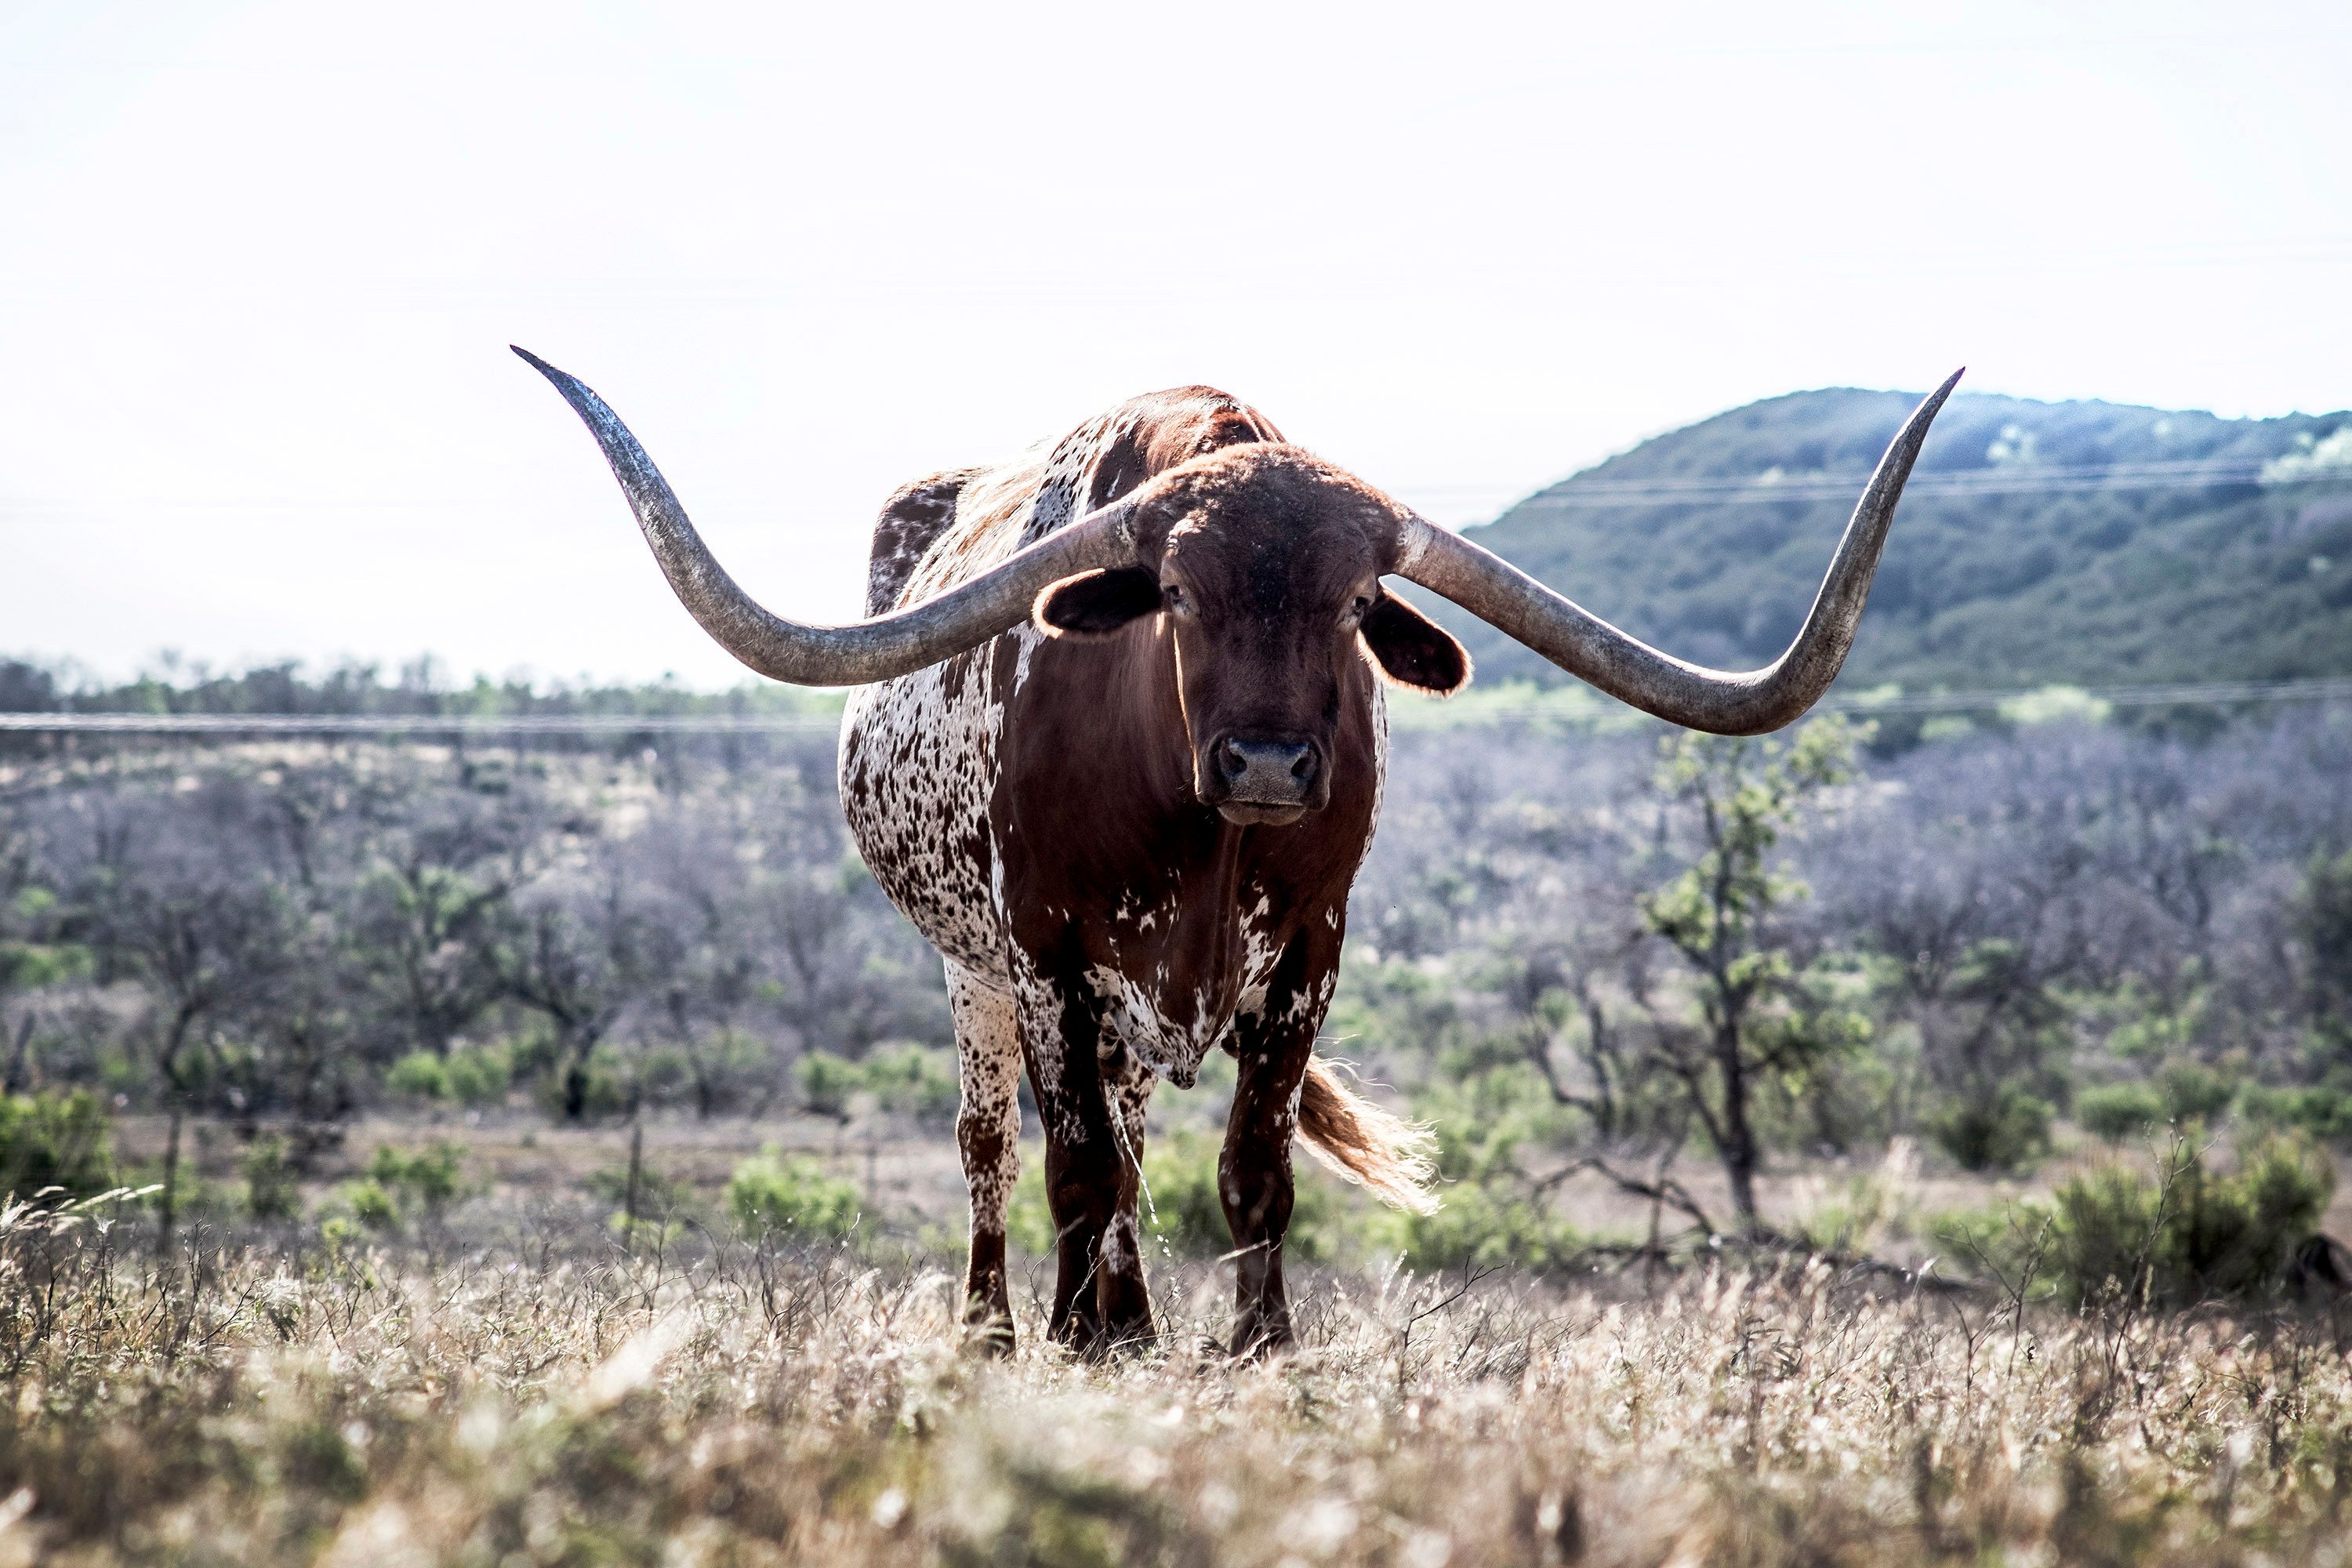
[1434,389,2352,693]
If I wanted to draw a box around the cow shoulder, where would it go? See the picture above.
[867,466,985,615]
[1019,389,1287,549]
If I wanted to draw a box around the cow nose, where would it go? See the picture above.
[1215,737,1319,802]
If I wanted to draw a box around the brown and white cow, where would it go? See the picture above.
[517,349,1958,1355]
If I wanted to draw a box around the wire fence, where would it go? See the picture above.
[1,677,2347,737]
[0,710,844,736]
[11,445,2347,528]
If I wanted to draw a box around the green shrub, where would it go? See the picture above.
[862,1044,959,1125]
[2146,1135,2333,1301]
[2238,1083,2352,1143]
[797,1053,862,1120]
[1142,1132,1253,1259]
[728,1150,862,1241]
[2301,848,2352,1046]
[0,934,92,989]
[278,1421,368,1504]
[1364,1064,1584,1271]
[0,1089,114,1198]
[1005,1163,1058,1258]
[1939,1135,2334,1308]
[1796,1165,1917,1255]
[608,1212,685,1250]
[387,1044,512,1107]
[1928,1085,2053,1172]
[535,1047,629,1121]
[366,1142,469,1218]
[2157,1060,2235,1124]
[2076,1083,2166,1144]
[443,1044,512,1107]
[633,1046,704,1106]
[1383,1181,1584,1273]
[318,1214,368,1253]
[2101,982,2211,1062]
[1139,1130,1345,1264]
[791,1046,956,1124]
[241,1135,301,1220]
[337,1178,401,1231]
[384,1051,451,1102]
[589,1158,698,1243]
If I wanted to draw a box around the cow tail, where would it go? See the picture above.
[1295,1056,1440,1215]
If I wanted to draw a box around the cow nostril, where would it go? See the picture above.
[1290,750,1314,780]
[1218,738,1248,781]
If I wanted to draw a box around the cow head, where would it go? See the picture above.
[1033,448,1468,826]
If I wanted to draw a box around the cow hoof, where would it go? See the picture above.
[1048,1312,1103,1356]
[1069,1324,1158,1363]
[1228,1317,1295,1359]
[1097,1319,1160,1360]
[963,1319,1016,1359]
[1047,1314,1157,1362]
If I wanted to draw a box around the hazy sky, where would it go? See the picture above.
[3,1,2347,690]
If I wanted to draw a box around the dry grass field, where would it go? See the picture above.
[6,1119,2352,1568]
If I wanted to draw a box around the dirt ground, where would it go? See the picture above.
[109,1098,2352,1274]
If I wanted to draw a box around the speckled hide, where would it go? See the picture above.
[839,388,1449,1357]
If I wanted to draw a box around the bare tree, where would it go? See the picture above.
[56,775,296,1240]
[348,762,532,1057]
[1632,718,1865,1232]
[495,841,662,1123]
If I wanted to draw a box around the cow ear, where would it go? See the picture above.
[1034,568,1163,637]
[1360,589,1472,695]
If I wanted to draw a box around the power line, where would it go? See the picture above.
[1824,677,2352,715]
[1509,458,2352,511]
[7,453,2348,525]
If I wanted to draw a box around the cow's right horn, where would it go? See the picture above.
[515,347,1141,687]
[1391,371,1961,735]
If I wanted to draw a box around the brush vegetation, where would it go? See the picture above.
[2,671,2351,1559]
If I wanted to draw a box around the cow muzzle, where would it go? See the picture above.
[1203,735,1327,826]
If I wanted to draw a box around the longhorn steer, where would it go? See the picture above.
[518,350,1959,1355]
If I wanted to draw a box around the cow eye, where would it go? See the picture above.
[1161,583,1190,615]
[1346,594,1373,623]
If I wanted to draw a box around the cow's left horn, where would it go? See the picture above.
[514,347,1141,686]
[1392,370,1961,735]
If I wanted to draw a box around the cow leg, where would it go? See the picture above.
[1221,933,1328,1357]
[1093,1044,1158,1350]
[1038,1092,1120,1353]
[1019,971,1155,1356]
[946,960,1021,1354]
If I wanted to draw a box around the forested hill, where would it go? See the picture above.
[1436,389,2352,693]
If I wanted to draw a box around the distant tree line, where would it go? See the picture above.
[3,658,2350,1246]
[0,728,945,1143]
[0,655,836,740]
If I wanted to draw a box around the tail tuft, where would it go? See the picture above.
[1295,1056,1439,1215]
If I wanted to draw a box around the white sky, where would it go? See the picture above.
[2,1,2347,690]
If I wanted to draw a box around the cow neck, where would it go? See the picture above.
[1000,615,1269,954]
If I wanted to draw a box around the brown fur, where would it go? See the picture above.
[1297,1058,1440,1214]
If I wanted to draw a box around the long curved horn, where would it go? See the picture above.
[514,347,1141,686]
[1394,370,1962,735]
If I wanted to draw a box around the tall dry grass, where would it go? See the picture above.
[3,1190,2351,1566]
